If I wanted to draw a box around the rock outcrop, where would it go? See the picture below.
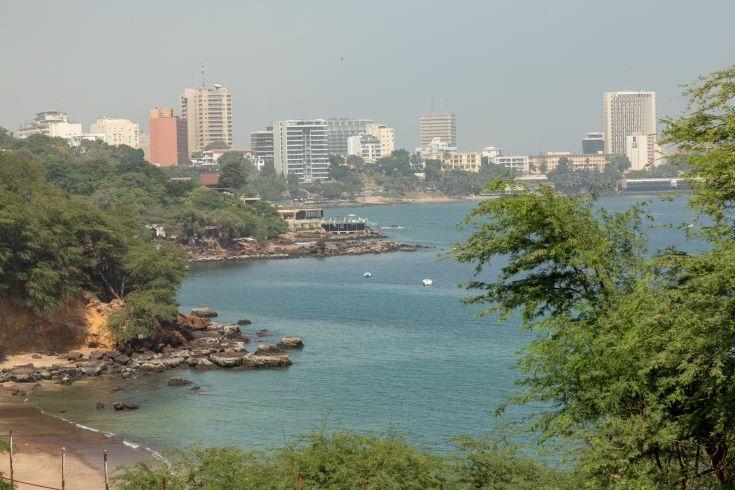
[277,337,304,349]
[191,307,218,318]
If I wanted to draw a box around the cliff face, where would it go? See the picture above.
[0,292,118,355]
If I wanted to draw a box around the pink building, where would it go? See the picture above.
[149,108,188,166]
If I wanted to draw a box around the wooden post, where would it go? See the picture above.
[162,477,167,490]
[104,449,109,490]
[8,431,13,487]
[296,472,302,490]
[61,446,66,490]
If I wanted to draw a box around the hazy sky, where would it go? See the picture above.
[1,1,733,153]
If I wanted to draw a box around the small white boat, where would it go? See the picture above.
[363,272,372,278]
[422,278,433,286]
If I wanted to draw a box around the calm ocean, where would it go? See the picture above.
[29,196,698,453]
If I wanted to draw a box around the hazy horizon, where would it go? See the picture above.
[1,0,733,154]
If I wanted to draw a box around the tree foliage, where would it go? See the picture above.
[113,429,574,489]
[451,65,735,488]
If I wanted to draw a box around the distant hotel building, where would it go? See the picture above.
[272,119,330,182]
[148,107,188,167]
[90,118,140,148]
[325,118,375,155]
[582,131,604,154]
[603,91,656,155]
[366,123,395,157]
[419,113,456,147]
[18,111,81,139]
[251,128,274,169]
[347,134,381,163]
[180,84,232,157]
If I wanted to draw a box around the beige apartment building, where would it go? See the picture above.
[443,152,482,172]
[366,123,396,157]
[90,118,140,148]
[419,113,456,147]
[180,84,232,157]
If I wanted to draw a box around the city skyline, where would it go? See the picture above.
[2,1,734,154]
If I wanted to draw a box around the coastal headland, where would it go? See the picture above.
[0,302,304,486]
[185,228,425,262]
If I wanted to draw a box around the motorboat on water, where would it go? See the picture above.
[363,272,372,278]
[422,278,433,286]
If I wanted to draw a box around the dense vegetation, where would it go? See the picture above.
[451,65,735,487]
[545,155,630,193]
[0,130,285,341]
[114,429,576,489]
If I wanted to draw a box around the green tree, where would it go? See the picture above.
[662,65,735,232]
[450,66,735,488]
[218,152,247,189]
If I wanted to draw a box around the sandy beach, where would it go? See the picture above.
[0,382,152,490]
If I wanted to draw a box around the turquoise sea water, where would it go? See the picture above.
[30,195,699,453]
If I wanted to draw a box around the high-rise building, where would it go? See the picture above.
[90,118,140,148]
[603,91,656,155]
[18,111,81,139]
[625,133,658,171]
[419,113,456,147]
[149,107,189,167]
[272,119,329,182]
[366,124,395,158]
[325,118,375,155]
[347,134,382,163]
[180,84,232,157]
[251,128,274,169]
[582,131,604,154]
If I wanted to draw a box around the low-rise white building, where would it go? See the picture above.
[481,146,502,162]
[494,155,529,173]
[415,137,458,161]
[18,111,80,139]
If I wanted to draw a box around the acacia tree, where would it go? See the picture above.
[452,65,735,487]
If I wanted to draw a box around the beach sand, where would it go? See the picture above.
[0,384,152,489]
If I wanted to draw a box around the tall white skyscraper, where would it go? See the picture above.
[272,120,330,182]
[180,84,232,157]
[603,91,656,155]
[419,113,456,147]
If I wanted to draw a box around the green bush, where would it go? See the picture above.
[113,430,577,490]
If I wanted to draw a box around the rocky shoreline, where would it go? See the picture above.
[186,230,426,263]
[0,312,303,396]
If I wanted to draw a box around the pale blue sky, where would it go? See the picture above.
[1,0,732,153]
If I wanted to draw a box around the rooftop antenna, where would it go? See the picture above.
[201,65,206,87]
